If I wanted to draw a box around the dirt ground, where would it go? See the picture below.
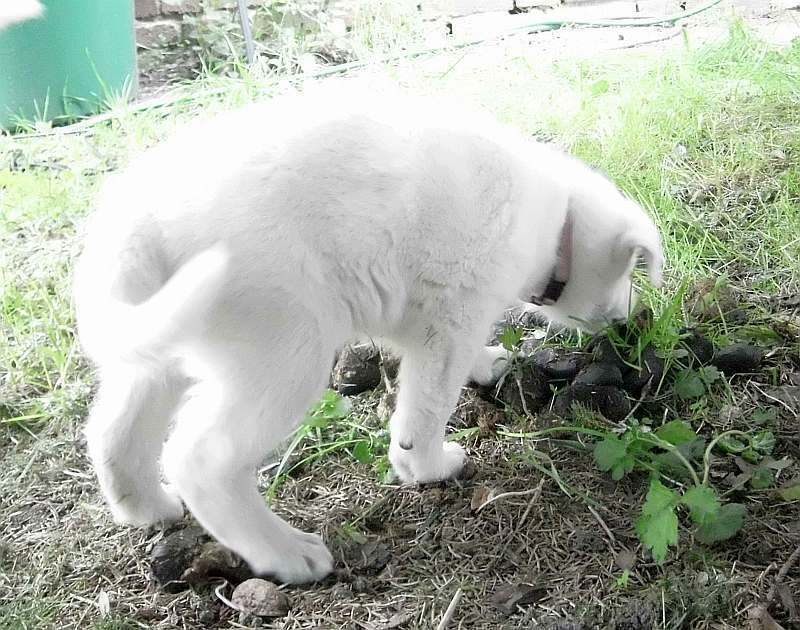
[2,2,800,630]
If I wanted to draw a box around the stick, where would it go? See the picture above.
[766,543,800,606]
[476,486,545,513]
[516,477,547,530]
[588,505,617,547]
[436,588,463,630]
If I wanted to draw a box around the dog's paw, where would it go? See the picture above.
[251,530,334,584]
[470,345,511,386]
[110,483,184,527]
[389,440,467,484]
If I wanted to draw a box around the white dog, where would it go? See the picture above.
[73,85,663,584]
[0,0,43,31]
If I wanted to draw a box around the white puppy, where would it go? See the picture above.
[0,0,43,31]
[74,85,663,584]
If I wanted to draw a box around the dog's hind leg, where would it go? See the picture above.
[161,321,336,584]
[85,361,188,526]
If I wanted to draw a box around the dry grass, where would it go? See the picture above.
[2,21,800,630]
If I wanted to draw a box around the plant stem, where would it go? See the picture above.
[703,430,754,486]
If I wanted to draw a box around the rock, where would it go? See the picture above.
[573,362,624,387]
[496,364,551,416]
[181,541,253,585]
[331,344,382,395]
[531,347,587,381]
[681,329,715,364]
[150,526,208,591]
[231,578,289,618]
[553,384,631,421]
[711,344,764,375]
[623,346,665,394]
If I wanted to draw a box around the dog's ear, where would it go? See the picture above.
[615,224,663,287]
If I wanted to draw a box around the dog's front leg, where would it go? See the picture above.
[387,337,479,484]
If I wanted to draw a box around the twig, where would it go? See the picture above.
[213,580,240,612]
[588,505,617,547]
[753,382,798,418]
[624,376,654,421]
[476,486,545,513]
[436,588,463,630]
[516,477,547,530]
[515,373,532,418]
[766,543,800,606]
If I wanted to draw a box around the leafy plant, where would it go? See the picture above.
[499,324,524,353]
[590,419,778,563]
[267,389,390,496]
[674,365,722,400]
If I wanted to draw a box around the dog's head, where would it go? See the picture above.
[530,194,663,331]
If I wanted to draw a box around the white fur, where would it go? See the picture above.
[74,84,663,584]
[0,0,43,31]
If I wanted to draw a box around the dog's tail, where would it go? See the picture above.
[75,244,229,364]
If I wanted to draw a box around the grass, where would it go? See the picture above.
[1,21,799,630]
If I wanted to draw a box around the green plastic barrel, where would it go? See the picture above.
[0,0,138,129]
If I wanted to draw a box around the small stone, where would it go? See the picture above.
[231,578,289,618]
[331,344,382,395]
[531,347,587,381]
[573,362,624,387]
[623,345,665,394]
[553,384,630,421]
[711,344,764,375]
[150,526,208,591]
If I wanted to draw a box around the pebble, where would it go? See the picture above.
[232,578,290,618]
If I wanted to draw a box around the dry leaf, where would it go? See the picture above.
[470,486,497,511]
[490,583,548,615]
